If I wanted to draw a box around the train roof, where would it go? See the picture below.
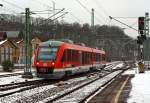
[92,48,105,54]
[39,40,105,54]
[39,40,63,47]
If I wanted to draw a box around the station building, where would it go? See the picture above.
[0,31,42,65]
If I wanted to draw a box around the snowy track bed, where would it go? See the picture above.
[0,72,22,78]
[0,79,53,98]
[0,74,96,103]
[0,62,124,103]
[44,70,123,103]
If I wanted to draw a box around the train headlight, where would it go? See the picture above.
[37,62,39,65]
[52,62,55,65]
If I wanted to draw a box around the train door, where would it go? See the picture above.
[79,51,82,65]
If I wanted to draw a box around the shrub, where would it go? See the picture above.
[2,60,14,72]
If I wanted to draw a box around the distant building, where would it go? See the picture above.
[0,39,18,63]
[16,37,42,64]
[0,31,42,65]
[0,31,23,41]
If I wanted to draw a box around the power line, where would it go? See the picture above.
[69,13,83,23]
[91,0,109,23]
[109,16,138,31]
[46,0,84,24]
[94,0,110,17]
[84,0,108,21]
[35,0,52,8]
[112,17,138,19]
[1,6,19,14]
[75,0,103,24]
[52,12,68,22]
[1,0,24,10]
[0,0,49,19]
[94,10,106,24]
[75,0,91,14]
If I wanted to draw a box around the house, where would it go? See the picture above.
[31,37,42,54]
[16,37,42,64]
[6,31,23,41]
[0,39,18,64]
[0,31,23,41]
[0,31,42,65]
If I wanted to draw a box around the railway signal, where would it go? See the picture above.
[137,35,146,44]
[138,17,145,34]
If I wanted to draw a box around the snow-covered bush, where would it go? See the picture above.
[2,60,14,72]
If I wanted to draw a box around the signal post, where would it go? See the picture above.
[22,8,33,78]
[137,12,149,71]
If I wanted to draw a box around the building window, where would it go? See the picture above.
[1,47,4,62]
[5,47,9,60]
[10,48,12,60]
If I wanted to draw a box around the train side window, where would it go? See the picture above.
[82,52,85,65]
[90,52,92,61]
[85,52,87,64]
[90,52,93,61]
[67,49,71,62]
[88,52,91,64]
[72,50,75,62]
[95,53,96,61]
[75,50,79,62]
[61,50,66,62]
[100,54,101,61]
[96,54,98,61]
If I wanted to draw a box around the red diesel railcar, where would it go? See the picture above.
[33,40,106,79]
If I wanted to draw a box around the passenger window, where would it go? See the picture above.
[61,50,66,62]
[67,49,71,62]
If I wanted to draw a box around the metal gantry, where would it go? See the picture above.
[22,8,33,78]
[144,12,150,68]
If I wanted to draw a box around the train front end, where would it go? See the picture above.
[34,40,63,79]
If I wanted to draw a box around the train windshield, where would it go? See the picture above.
[38,47,59,61]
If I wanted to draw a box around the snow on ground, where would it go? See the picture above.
[0,68,39,85]
[53,70,122,103]
[0,84,56,103]
[123,68,137,75]
[0,75,41,85]
[127,68,150,103]
[0,70,23,76]
[112,62,124,70]
[0,67,36,75]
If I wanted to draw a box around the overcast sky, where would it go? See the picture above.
[0,0,148,38]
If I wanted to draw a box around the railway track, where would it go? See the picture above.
[0,62,123,103]
[0,79,53,97]
[41,66,129,103]
[0,71,97,98]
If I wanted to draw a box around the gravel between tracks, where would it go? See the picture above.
[0,74,98,103]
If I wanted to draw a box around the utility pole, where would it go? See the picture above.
[22,8,33,78]
[90,8,95,47]
[91,8,94,31]
[144,12,149,69]
[145,12,149,36]
[52,1,56,39]
[52,1,55,20]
